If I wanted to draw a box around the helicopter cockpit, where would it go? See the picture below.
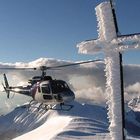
[51,80,70,93]
[38,80,72,101]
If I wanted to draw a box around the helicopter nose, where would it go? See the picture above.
[62,91,75,103]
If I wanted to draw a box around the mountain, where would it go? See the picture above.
[0,101,140,140]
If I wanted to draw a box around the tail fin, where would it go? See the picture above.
[3,74,10,98]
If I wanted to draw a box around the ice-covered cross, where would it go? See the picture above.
[77,2,140,140]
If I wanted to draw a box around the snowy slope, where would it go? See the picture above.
[0,102,109,140]
[0,101,140,140]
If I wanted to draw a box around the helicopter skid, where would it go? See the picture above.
[50,103,73,111]
[35,103,73,111]
[28,102,53,111]
[26,100,73,111]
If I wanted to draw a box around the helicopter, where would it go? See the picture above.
[1,59,102,111]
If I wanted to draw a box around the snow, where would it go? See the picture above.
[113,34,140,51]
[77,34,140,55]
[14,116,72,140]
[95,2,117,42]
[128,97,140,112]
[104,51,123,139]
[0,101,111,140]
[0,101,140,140]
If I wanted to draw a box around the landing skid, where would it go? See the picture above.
[51,103,73,111]
[26,100,73,111]
[26,100,47,111]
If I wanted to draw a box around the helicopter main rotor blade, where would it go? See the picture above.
[47,59,103,69]
[0,59,103,71]
[0,67,37,71]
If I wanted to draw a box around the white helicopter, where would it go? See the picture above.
[1,59,101,111]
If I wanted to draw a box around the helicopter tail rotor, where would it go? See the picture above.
[3,74,10,98]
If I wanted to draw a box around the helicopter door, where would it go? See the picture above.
[41,84,53,100]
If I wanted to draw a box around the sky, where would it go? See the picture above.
[0,0,140,64]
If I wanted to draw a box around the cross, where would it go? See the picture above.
[77,1,140,140]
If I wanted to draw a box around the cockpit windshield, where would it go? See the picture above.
[51,80,70,93]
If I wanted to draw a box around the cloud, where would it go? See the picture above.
[124,82,140,101]
[0,58,140,105]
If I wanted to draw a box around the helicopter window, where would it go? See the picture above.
[43,95,52,100]
[51,81,69,93]
[41,84,50,94]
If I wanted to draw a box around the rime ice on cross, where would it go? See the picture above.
[77,2,140,140]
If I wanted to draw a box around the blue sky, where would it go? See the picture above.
[0,0,139,64]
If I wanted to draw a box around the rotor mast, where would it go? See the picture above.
[40,66,47,78]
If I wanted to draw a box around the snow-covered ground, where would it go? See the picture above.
[0,101,140,140]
